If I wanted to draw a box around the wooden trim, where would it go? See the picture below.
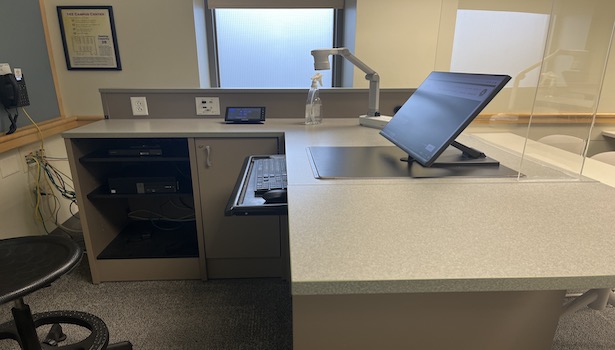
[76,115,106,121]
[39,0,66,119]
[0,116,102,153]
[474,113,615,124]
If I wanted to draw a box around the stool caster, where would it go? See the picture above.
[0,308,117,350]
[42,323,67,346]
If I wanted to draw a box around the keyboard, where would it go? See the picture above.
[253,157,287,194]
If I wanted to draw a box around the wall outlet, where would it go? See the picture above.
[130,96,149,116]
[195,97,220,116]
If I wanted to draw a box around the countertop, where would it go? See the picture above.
[63,118,615,296]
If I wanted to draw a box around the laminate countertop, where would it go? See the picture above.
[64,118,615,296]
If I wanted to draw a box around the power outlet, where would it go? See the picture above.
[196,97,220,116]
[130,97,149,116]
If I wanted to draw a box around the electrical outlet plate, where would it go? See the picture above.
[130,97,149,116]
[196,97,220,116]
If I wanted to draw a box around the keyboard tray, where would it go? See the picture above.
[225,155,288,216]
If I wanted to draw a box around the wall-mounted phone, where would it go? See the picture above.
[0,63,30,134]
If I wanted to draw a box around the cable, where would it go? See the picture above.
[22,107,44,150]
[23,107,79,234]
[4,107,18,135]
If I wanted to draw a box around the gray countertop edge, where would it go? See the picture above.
[61,130,286,139]
[291,276,615,296]
[98,87,414,94]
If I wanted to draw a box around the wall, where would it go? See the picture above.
[353,0,444,88]
[41,0,203,117]
[39,0,615,117]
[1,0,204,238]
[0,1,61,132]
[100,88,414,119]
[0,135,74,239]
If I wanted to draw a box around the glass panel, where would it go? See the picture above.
[521,0,614,181]
[451,9,550,89]
[437,0,614,184]
[215,9,334,88]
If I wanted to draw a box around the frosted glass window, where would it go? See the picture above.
[215,9,334,88]
[451,10,550,87]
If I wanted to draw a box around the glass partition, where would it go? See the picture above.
[436,0,615,183]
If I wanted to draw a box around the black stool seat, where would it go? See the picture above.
[0,236,82,305]
[0,235,131,350]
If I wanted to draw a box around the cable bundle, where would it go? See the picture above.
[22,108,79,234]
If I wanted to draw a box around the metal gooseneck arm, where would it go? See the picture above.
[311,48,381,117]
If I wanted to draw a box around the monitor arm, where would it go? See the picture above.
[311,48,381,117]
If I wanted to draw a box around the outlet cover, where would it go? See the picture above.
[196,97,220,116]
[130,97,149,116]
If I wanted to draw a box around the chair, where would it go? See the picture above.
[561,289,615,316]
[590,151,615,166]
[0,235,132,350]
[537,134,586,155]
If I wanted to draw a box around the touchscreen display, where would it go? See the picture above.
[225,107,265,123]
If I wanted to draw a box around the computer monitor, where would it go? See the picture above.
[380,71,511,167]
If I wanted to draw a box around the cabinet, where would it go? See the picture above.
[65,135,286,283]
[194,137,284,278]
[65,138,205,283]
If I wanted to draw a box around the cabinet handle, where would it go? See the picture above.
[205,145,212,168]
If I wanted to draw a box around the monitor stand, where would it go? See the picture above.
[402,141,500,167]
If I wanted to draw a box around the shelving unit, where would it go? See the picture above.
[65,137,205,283]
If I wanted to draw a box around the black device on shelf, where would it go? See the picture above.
[380,71,511,167]
[78,138,192,196]
[108,176,179,194]
[107,145,162,157]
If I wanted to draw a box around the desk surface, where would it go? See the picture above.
[602,129,615,138]
[63,119,615,296]
[476,132,615,188]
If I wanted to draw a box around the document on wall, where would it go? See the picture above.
[57,6,122,70]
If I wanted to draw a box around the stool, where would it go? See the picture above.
[0,235,132,350]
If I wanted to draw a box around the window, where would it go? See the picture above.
[214,9,333,88]
[205,1,346,88]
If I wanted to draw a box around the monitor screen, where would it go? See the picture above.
[379,71,511,167]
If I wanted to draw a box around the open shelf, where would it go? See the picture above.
[97,221,198,260]
[80,153,190,163]
[79,138,190,163]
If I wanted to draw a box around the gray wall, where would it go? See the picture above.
[100,88,414,119]
[0,1,61,133]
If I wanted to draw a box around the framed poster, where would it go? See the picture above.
[57,6,122,70]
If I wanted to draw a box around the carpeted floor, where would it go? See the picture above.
[552,300,615,350]
[0,258,293,350]
[2,256,615,350]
